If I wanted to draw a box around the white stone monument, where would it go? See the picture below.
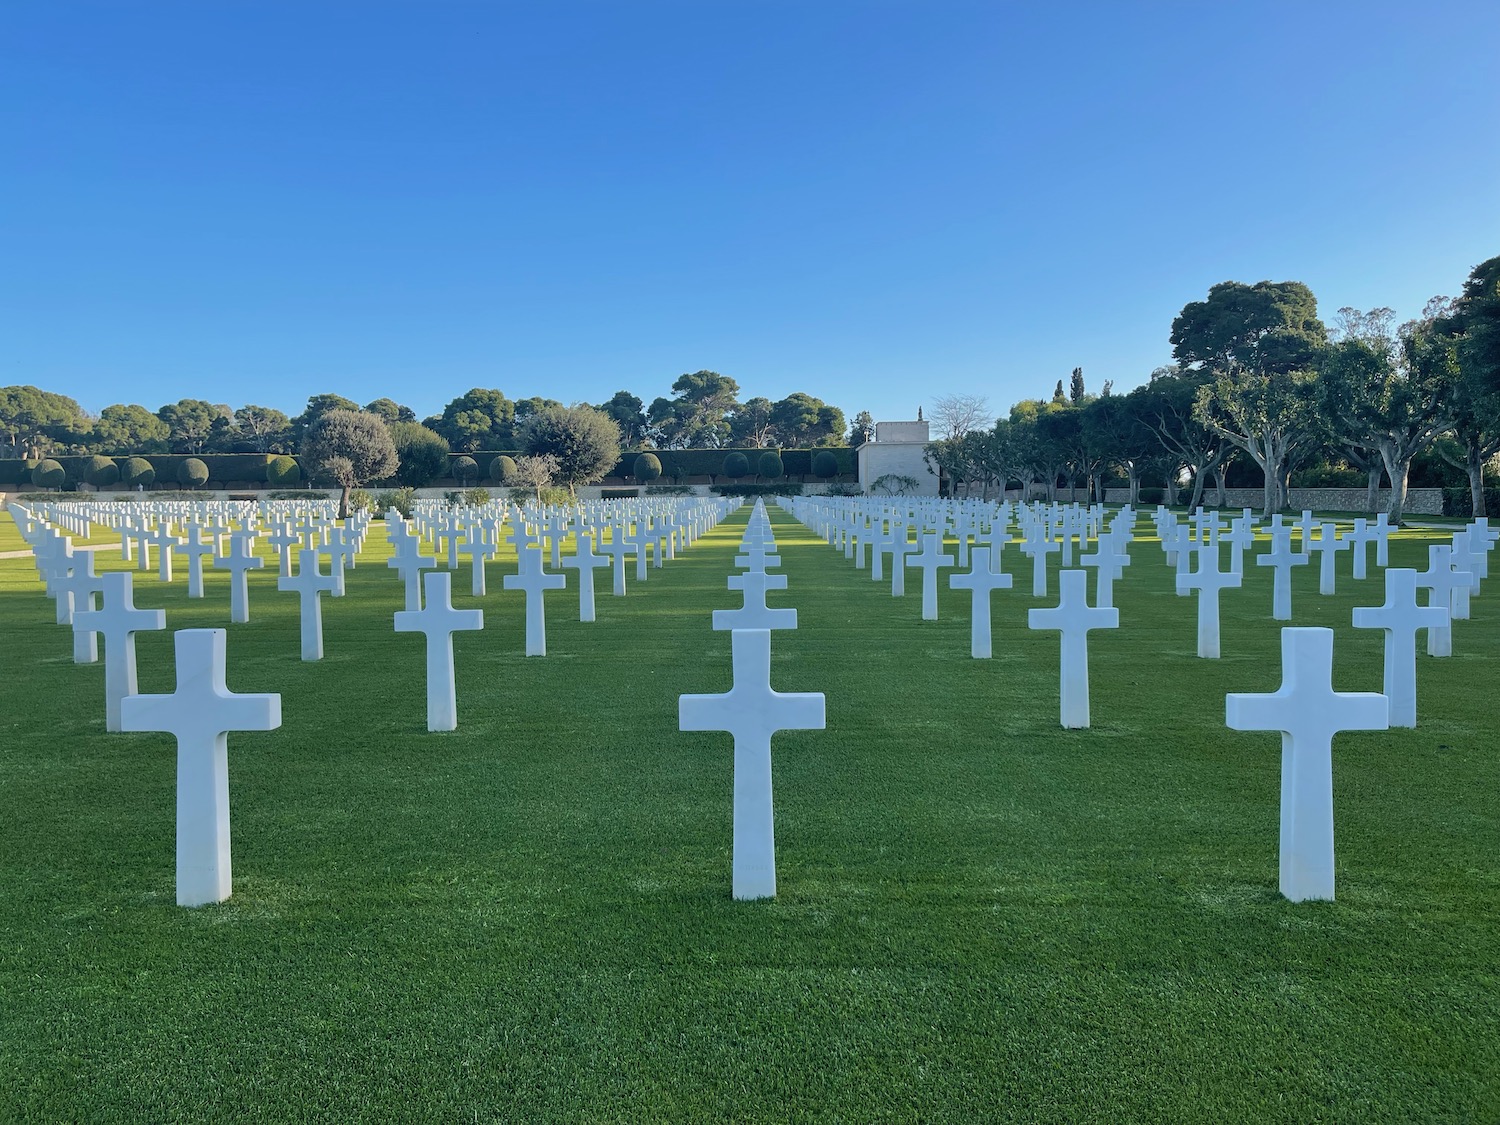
[119,628,281,906]
[1027,569,1118,728]
[394,571,484,731]
[1225,627,1388,902]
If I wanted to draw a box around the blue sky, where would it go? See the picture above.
[4,1,1498,429]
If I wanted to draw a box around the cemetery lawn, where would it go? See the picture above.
[2,505,1498,1124]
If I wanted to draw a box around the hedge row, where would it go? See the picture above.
[0,453,280,487]
[454,447,855,481]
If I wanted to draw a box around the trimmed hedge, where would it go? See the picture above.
[634,453,662,482]
[757,452,785,479]
[812,450,839,478]
[177,458,209,487]
[722,452,750,479]
[121,457,155,488]
[31,459,66,489]
[447,446,854,482]
[711,482,804,497]
[266,456,301,487]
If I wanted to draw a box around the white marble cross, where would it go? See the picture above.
[503,545,566,656]
[887,529,913,596]
[1306,522,1350,595]
[1176,544,1241,658]
[1079,538,1128,610]
[267,523,299,577]
[1225,627,1388,902]
[278,550,339,660]
[1256,527,1308,621]
[561,533,610,622]
[1352,568,1447,728]
[74,571,167,731]
[460,533,497,597]
[148,522,183,582]
[394,571,484,731]
[387,534,437,612]
[213,531,264,623]
[56,550,105,663]
[909,532,955,621]
[1027,569,1119,728]
[119,628,281,906]
[177,524,217,598]
[679,628,825,899]
[949,547,1013,658]
[714,570,797,632]
[1371,512,1393,566]
[1020,532,1059,598]
[599,527,631,596]
[1416,544,1476,657]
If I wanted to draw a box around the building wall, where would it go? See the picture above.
[857,442,940,496]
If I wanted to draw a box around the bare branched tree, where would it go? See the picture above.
[928,394,992,440]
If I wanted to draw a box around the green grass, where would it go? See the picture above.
[1,503,1497,1123]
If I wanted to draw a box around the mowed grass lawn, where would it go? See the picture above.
[1,502,1497,1124]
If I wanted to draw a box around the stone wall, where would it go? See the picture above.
[1101,487,1444,515]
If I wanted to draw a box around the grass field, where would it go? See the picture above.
[2,501,1497,1123]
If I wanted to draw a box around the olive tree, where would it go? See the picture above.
[301,409,398,518]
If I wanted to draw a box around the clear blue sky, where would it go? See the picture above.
[5,1,1498,429]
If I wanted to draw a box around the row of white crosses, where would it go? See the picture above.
[681,500,824,900]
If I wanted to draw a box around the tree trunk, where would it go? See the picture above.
[1469,454,1486,518]
[1385,454,1412,525]
[1188,466,1207,512]
[339,484,351,521]
[1365,465,1382,516]
[1127,465,1140,505]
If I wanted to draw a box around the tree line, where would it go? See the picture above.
[0,374,855,465]
[924,255,1500,520]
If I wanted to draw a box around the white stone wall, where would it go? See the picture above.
[1101,486,1444,515]
[857,442,940,496]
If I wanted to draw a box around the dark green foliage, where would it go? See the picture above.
[634,452,662,482]
[121,456,155,488]
[374,487,416,517]
[266,455,301,487]
[388,423,450,488]
[516,404,622,494]
[757,451,785,479]
[452,455,478,484]
[29,458,65,489]
[176,458,209,488]
[643,484,694,496]
[711,481,803,496]
[722,452,750,478]
[489,455,517,483]
[600,488,640,499]
[83,455,119,487]
[812,450,839,478]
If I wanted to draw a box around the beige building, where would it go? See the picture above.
[856,418,939,496]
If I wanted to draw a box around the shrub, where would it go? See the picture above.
[821,481,861,496]
[84,455,119,487]
[508,486,572,506]
[489,455,517,483]
[722,452,750,479]
[812,450,839,479]
[375,487,416,518]
[645,484,694,496]
[452,455,478,484]
[176,457,209,488]
[28,459,65,489]
[757,451,784,480]
[266,489,333,500]
[348,488,375,513]
[1137,487,1165,505]
[601,488,639,499]
[266,455,302,487]
[462,487,491,505]
[634,453,662,482]
[389,422,450,487]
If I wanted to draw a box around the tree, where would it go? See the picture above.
[722,452,751,479]
[177,458,209,488]
[812,450,839,479]
[1175,279,1328,513]
[232,405,292,452]
[489,455,517,484]
[757,451,784,480]
[93,404,169,454]
[158,399,228,454]
[388,421,450,487]
[1451,255,1500,397]
[596,391,649,448]
[1069,367,1086,405]
[770,393,824,446]
[515,404,621,498]
[122,456,156,488]
[452,455,478,485]
[929,393,990,440]
[363,398,416,424]
[301,409,398,518]
[511,453,560,503]
[83,454,119,487]
[651,371,740,448]
[633,452,662,482]
[730,397,777,447]
[1317,305,1451,523]
[431,388,515,452]
[31,459,66,489]
[848,410,875,447]
[1131,368,1226,511]
[0,386,87,458]
[1080,394,1152,503]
